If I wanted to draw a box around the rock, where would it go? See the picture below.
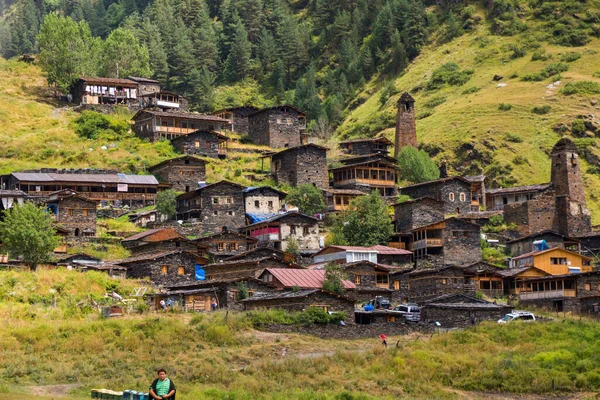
[493,74,503,81]
[101,145,108,150]
[497,83,507,88]
[591,99,598,106]
[553,123,569,134]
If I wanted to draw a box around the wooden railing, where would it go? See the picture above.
[387,242,406,249]
[411,238,443,250]
[155,126,198,135]
[519,289,577,300]
[31,190,155,201]
[218,148,227,155]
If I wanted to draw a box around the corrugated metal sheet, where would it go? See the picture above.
[11,172,159,185]
[138,110,230,122]
[122,228,182,242]
[266,268,356,289]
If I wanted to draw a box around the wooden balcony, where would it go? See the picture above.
[155,126,198,135]
[519,289,576,301]
[334,177,395,187]
[387,242,406,249]
[411,238,443,251]
[31,190,155,202]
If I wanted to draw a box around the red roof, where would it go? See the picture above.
[313,245,412,257]
[122,228,183,242]
[263,268,356,289]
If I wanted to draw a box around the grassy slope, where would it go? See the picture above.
[339,23,600,224]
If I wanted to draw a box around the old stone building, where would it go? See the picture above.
[127,76,161,96]
[193,228,258,261]
[394,92,417,157]
[202,256,299,281]
[341,261,404,302]
[171,130,229,159]
[122,228,207,257]
[421,293,511,327]
[72,77,139,105]
[393,197,445,233]
[117,250,202,286]
[176,180,247,232]
[131,110,229,142]
[243,186,287,223]
[45,189,97,238]
[224,246,294,262]
[313,245,412,267]
[149,155,207,193]
[323,188,364,212]
[247,105,307,149]
[270,144,329,189]
[212,106,259,135]
[241,212,321,252]
[506,231,579,257]
[331,154,399,197]
[1,170,160,208]
[128,209,159,228]
[339,137,394,156]
[400,177,475,215]
[485,184,549,211]
[398,217,482,267]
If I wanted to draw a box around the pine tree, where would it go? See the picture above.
[388,29,407,74]
[270,59,285,102]
[224,19,252,81]
[88,0,108,37]
[189,66,216,112]
[242,0,263,44]
[9,0,40,56]
[293,67,321,120]
[140,17,169,83]
[257,27,276,75]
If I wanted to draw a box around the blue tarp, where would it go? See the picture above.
[533,240,549,252]
[246,213,276,224]
[195,265,206,281]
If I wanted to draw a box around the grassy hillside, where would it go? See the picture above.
[339,16,600,223]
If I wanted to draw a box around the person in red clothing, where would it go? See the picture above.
[379,333,387,348]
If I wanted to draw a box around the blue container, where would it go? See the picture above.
[139,393,148,400]
[122,390,132,400]
[131,392,140,400]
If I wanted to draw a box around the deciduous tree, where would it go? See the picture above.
[285,184,325,216]
[156,189,177,219]
[397,146,440,184]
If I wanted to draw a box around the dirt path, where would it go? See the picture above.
[26,384,80,397]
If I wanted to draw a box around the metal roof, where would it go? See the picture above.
[122,228,183,242]
[486,183,550,195]
[11,172,159,185]
[80,77,138,86]
[313,245,412,257]
[262,268,356,289]
[133,110,229,123]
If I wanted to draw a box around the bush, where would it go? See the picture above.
[509,44,526,59]
[504,132,522,142]
[245,308,346,326]
[498,103,513,111]
[559,52,581,62]
[532,105,552,115]
[426,62,474,90]
[522,62,568,82]
[461,86,480,95]
[561,81,600,95]
[572,119,587,137]
[531,50,550,61]
[73,111,129,140]
[512,155,529,165]
[424,96,447,108]
[416,110,433,120]
[239,135,253,144]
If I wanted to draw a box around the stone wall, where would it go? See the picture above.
[259,321,431,339]
[443,219,482,266]
[199,183,246,234]
[54,196,97,237]
[344,263,385,291]
[507,232,566,257]
[196,232,254,257]
[171,131,222,158]
[421,305,511,327]
[394,99,417,157]
[400,179,472,215]
[394,199,444,232]
[129,240,200,256]
[272,146,328,189]
[125,251,197,287]
[518,297,581,314]
[248,109,303,149]
[504,191,558,236]
[279,217,320,251]
[231,107,257,135]
[244,189,282,215]
[150,158,206,193]
[406,268,466,303]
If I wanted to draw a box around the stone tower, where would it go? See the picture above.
[394,92,417,158]
[551,137,591,236]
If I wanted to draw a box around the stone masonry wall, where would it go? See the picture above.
[171,131,222,158]
[395,101,417,157]
[422,306,511,327]
[200,183,246,234]
[150,158,206,193]
[504,191,558,236]
[394,199,444,232]
[248,109,303,149]
[272,146,328,189]
[125,251,197,287]
[55,196,97,237]
[279,218,320,251]
[443,219,482,266]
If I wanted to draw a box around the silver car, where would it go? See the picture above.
[393,304,421,323]
[498,311,536,323]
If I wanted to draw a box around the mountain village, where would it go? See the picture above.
[1,74,600,330]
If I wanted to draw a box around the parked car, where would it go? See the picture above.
[363,296,392,310]
[393,303,421,323]
[497,311,536,323]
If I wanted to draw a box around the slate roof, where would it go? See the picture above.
[506,230,577,244]
[127,76,159,83]
[239,289,355,303]
[0,189,27,197]
[11,172,159,185]
[262,268,356,289]
[80,77,138,86]
[248,104,306,117]
[552,136,579,153]
[497,266,550,277]
[339,137,394,145]
[400,176,471,191]
[269,143,329,157]
[177,180,247,200]
[511,247,591,261]
[322,188,365,195]
[486,183,551,195]
[223,247,287,261]
[241,211,318,229]
[132,110,230,123]
[112,250,187,265]
[398,92,415,103]
[148,155,207,171]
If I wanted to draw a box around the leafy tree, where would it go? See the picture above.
[322,262,346,294]
[0,202,59,271]
[397,146,440,184]
[285,236,299,254]
[342,191,393,246]
[38,14,99,94]
[285,184,325,216]
[155,189,177,218]
[100,28,152,78]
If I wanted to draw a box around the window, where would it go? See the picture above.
[229,242,239,251]
[212,197,219,204]
[290,225,296,234]
[67,209,73,216]
[452,231,459,238]
[387,316,396,323]
[268,201,273,208]
[376,274,389,284]
[449,193,455,201]
[585,282,591,291]
[394,281,400,290]
[274,160,281,171]
[161,265,168,275]
[226,197,233,204]
[550,257,568,265]
[463,231,469,238]
[194,140,200,149]
[177,266,185,275]
[82,209,88,217]
[228,211,234,216]
[213,210,218,216]
[460,193,466,202]
[354,275,361,285]
[218,242,225,251]
[303,226,310,236]
[336,197,342,205]
[441,278,447,285]
[254,200,260,208]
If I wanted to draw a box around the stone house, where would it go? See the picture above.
[485,184,550,211]
[341,261,402,302]
[331,153,399,197]
[45,189,97,238]
[247,105,307,149]
[171,130,229,159]
[509,247,592,275]
[258,268,356,291]
[176,180,247,232]
[399,217,482,267]
[240,289,356,322]
[131,110,229,142]
[399,177,475,215]
[148,155,207,193]
[243,186,287,223]
[240,212,321,252]
[393,197,445,233]
[127,76,161,96]
[269,144,329,189]
[1,170,160,208]
[128,210,159,228]
[421,293,511,327]
[212,106,259,135]
[322,188,364,212]
[117,250,202,286]
[201,256,299,281]
[223,246,294,263]
[506,230,579,257]
[121,228,207,257]
[193,228,258,261]
[312,245,412,267]
[339,137,394,156]
[575,231,600,259]
[72,77,139,105]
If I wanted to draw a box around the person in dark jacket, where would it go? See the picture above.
[149,369,176,400]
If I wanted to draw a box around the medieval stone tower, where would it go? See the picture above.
[394,92,417,158]
[551,137,591,236]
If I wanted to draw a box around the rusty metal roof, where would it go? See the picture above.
[132,110,229,123]
[262,268,356,289]
[11,172,159,185]
[122,228,183,243]
[80,76,138,86]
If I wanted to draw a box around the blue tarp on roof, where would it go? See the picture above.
[246,213,276,224]
[243,186,259,193]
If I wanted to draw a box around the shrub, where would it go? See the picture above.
[531,50,550,61]
[73,111,129,140]
[238,135,253,144]
[521,62,568,82]
[532,105,552,115]
[498,103,513,111]
[571,119,587,137]
[559,52,581,62]
[424,96,447,108]
[416,110,433,120]
[504,132,522,143]
[461,86,480,95]
[509,44,526,59]
[561,81,600,95]
[593,71,600,78]
[512,155,529,165]
[426,62,474,90]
